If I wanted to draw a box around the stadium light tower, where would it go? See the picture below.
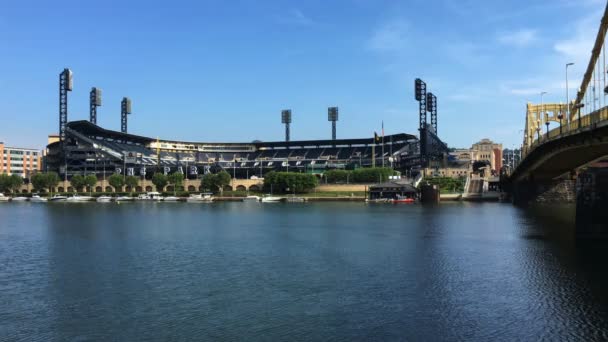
[90,87,102,125]
[59,68,73,141]
[281,109,292,145]
[121,97,132,133]
[426,92,437,134]
[328,107,338,141]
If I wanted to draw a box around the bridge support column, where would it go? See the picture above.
[576,168,608,237]
[512,177,576,205]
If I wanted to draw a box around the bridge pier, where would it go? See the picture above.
[576,168,608,237]
[511,176,576,206]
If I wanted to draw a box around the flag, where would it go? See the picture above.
[382,121,384,137]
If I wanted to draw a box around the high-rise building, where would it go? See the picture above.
[0,142,42,178]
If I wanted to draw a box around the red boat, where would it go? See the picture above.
[392,196,415,204]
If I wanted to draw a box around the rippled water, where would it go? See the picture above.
[1,202,608,341]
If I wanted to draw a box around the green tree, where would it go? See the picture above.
[108,173,124,192]
[215,170,231,194]
[263,171,318,193]
[0,174,10,193]
[45,172,60,195]
[324,169,351,183]
[167,172,184,195]
[200,171,231,194]
[70,174,86,192]
[352,167,396,183]
[200,173,216,192]
[31,173,47,192]
[125,176,139,195]
[152,173,168,192]
[9,174,23,194]
[84,175,97,195]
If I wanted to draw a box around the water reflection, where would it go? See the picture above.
[1,202,608,340]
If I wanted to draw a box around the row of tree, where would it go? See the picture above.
[7,171,233,194]
[0,174,24,193]
[323,167,398,184]
[263,172,318,193]
[421,177,466,193]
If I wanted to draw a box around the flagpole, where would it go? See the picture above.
[372,133,376,168]
[381,121,385,168]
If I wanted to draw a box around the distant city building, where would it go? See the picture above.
[0,142,42,178]
[447,139,503,176]
[471,139,503,173]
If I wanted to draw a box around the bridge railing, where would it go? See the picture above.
[524,106,608,158]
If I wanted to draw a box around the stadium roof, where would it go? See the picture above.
[65,120,418,147]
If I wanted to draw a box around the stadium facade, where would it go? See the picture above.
[45,121,421,180]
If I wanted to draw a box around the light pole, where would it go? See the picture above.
[566,62,574,131]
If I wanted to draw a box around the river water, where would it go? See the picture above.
[1,201,608,341]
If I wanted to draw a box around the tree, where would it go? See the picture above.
[167,172,184,195]
[125,176,139,195]
[324,169,351,183]
[31,173,47,192]
[200,173,215,192]
[215,170,231,194]
[84,175,97,195]
[70,174,86,192]
[8,174,23,194]
[200,171,231,194]
[0,174,10,193]
[45,172,60,195]
[108,173,124,193]
[152,173,168,192]
[263,171,318,193]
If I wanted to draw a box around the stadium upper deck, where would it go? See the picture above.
[46,121,420,178]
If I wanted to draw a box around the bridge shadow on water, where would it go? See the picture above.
[518,204,608,317]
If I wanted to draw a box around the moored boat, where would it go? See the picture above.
[392,195,415,204]
[242,195,260,202]
[11,196,29,202]
[67,195,94,202]
[163,196,180,202]
[187,193,214,203]
[115,196,133,201]
[96,196,113,202]
[0,194,9,202]
[261,195,282,203]
[136,192,163,201]
[49,195,68,202]
[30,194,48,202]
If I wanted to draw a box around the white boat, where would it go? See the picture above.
[30,195,48,202]
[115,196,133,201]
[67,195,93,202]
[136,192,163,201]
[49,195,68,202]
[242,195,260,202]
[261,196,282,203]
[11,196,29,202]
[96,196,113,202]
[187,193,214,203]
[0,194,9,202]
[163,196,180,202]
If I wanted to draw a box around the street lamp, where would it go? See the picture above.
[566,62,574,132]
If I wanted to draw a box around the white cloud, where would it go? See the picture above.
[497,29,538,47]
[553,13,601,67]
[368,20,409,53]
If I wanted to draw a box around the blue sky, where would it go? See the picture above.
[0,0,604,149]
